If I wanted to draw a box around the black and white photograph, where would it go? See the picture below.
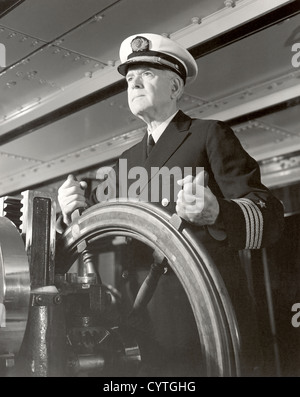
[0,0,299,380]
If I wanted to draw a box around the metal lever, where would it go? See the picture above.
[71,204,100,283]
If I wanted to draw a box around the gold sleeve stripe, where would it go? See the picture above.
[239,198,263,249]
[232,198,264,249]
[232,199,251,247]
[240,199,255,248]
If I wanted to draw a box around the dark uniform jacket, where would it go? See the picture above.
[93,110,284,250]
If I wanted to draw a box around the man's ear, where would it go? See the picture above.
[171,76,184,99]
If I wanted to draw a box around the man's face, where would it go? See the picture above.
[126,65,173,119]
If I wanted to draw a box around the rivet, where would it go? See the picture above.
[6,81,17,88]
[35,295,43,305]
[53,295,62,305]
[191,17,201,24]
[94,14,104,22]
[224,0,236,7]
[27,70,38,79]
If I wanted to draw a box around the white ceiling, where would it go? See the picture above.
[0,0,300,198]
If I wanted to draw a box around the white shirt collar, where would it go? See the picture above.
[147,111,179,143]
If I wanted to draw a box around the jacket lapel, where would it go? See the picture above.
[125,130,148,172]
[141,110,192,191]
[146,110,191,166]
[120,111,192,199]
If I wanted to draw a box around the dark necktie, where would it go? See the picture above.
[147,134,155,157]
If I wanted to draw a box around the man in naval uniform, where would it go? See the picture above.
[57,33,284,376]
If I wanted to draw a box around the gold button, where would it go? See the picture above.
[161,198,169,207]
